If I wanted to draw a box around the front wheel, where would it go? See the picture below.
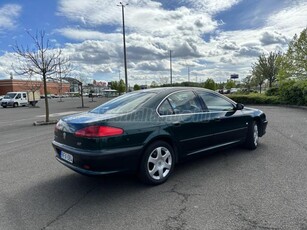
[245,121,259,150]
[13,102,18,108]
[139,141,175,185]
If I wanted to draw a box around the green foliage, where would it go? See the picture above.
[203,78,216,90]
[110,80,125,94]
[110,81,118,90]
[265,87,279,96]
[278,27,307,80]
[225,80,236,89]
[252,52,280,90]
[118,79,126,94]
[227,94,281,105]
[133,84,141,90]
[279,80,307,105]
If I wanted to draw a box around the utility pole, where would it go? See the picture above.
[118,2,128,92]
[170,50,172,86]
[188,66,190,82]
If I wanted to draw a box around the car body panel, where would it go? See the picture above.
[53,87,268,175]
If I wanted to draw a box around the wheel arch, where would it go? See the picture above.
[141,135,179,164]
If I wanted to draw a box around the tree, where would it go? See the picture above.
[133,84,141,91]
[118,79,126,94]
[13,30,68,122]
[55,59,71,102]
[110,81,119,91]
[252,65,266,93]
[242,75,253,91]
[252,52,280,88]
[225,80,236,89]
[203,78,216,90]
[278,27,307,79]
[22,69,42,106]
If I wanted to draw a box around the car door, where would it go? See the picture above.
[157,90,215,157]
[21,93,27,105]
[197,91,249,147]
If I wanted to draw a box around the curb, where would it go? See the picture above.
[33,120,58,126]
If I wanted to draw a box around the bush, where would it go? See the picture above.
[265,87,279,96]
[227,93,281,105]
[279,80,307,105]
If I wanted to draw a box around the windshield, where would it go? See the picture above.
[4,93,16,99]
[90,92,155,114]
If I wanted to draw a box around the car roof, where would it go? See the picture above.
[137,87,212,94]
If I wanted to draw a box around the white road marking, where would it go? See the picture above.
[36,111,80,118]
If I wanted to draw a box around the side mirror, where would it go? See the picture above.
[235,103,244,110]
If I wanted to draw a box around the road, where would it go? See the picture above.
[1,99,307,230]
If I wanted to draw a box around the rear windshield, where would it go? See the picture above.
[4,93,16,99]
[90,92,155,114]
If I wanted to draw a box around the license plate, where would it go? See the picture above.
[60,151,73,163]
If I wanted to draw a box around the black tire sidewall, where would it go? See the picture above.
[245,121,258,150]
[139,141,175,185]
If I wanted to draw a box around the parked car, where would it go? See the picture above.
[53,87,268,185]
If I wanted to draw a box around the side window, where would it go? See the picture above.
[23,93,27,98]
[167,91,202,114]
[16,94,21,99]
[158,99,174,116]
[199,92,234,111]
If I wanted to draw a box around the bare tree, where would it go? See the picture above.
[13,30,69,122]
[54,59,72,102]
[23,69,42,106]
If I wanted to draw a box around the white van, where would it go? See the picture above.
[1,91,40,108]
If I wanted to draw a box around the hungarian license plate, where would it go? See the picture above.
[60,151,73,163]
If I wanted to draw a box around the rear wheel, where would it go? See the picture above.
[245,121,259,150]
[139,141,175,185]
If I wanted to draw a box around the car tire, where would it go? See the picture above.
[138,141,175,185]
[2,106,6,108]
[245,121,259,150]
[13,102,18,108]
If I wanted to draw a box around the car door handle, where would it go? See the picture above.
[214,117,221,122]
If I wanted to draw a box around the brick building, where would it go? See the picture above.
[0,79,70,95]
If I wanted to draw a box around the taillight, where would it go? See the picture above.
[74,126,124,138]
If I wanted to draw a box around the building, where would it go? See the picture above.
[0,79,70,95]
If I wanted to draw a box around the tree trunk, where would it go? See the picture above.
[259,84,262,94]
[80,84,84,108]
[43,73,50,122]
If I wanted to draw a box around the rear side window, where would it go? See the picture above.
[23,93,27,98]
[158,99,173,115]
[199,92,234,111]
[161,91,202,115]
[91,92,155,114]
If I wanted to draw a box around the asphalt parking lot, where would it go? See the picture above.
[1,98,307,230]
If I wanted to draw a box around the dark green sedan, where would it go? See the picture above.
[53,87,267,185]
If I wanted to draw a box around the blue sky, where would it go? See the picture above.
[0,0,306,85]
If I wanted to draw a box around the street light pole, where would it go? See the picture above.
[118,2,128,93]
[170,50,172,86]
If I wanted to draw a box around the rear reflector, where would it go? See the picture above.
[74,126,124,138]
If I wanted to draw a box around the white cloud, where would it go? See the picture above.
[0,4,22,31]
[266,1,307,37]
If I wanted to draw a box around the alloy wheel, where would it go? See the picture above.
[147,146,172,180]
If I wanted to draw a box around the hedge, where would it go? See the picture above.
[227,93,282,105]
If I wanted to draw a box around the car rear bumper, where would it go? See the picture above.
[52,141,143,175]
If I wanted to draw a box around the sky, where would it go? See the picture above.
[0,0,306,85]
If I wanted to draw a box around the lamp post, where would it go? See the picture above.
[118,2,128,92]
[170,50,172,86]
